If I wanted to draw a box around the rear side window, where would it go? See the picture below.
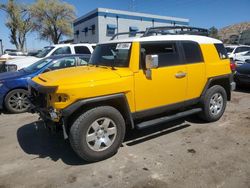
[182,42,203,63]
[141,42,181,67]
[214,44,228,59]
[74,46,91,54]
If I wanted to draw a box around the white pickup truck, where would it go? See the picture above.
[4,43,95,72]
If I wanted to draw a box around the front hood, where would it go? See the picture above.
[33,66,128,86]
[236,63,250,75]
[0,70,28,81]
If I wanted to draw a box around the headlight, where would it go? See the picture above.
[0,82,3,87]
[6,64,17,72]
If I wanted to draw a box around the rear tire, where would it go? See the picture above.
[4,89,30,113]
[199,85,227,122]
[69,106,125,162]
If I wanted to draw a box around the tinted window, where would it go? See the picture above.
[225,47,234,53]
[235,47,250,53]
[52,47,71,55]
[182,42,203,63]
[214,44,228,59]
[74,46,91,54]
[48,57,76,70]
[141,42,180,67]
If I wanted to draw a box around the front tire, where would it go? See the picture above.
[69,106,126,162]
[199,85,227,122]
[4,89,30,113]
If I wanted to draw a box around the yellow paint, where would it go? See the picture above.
[31,42,231,119]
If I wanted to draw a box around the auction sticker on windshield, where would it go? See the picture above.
[116,43,131,50]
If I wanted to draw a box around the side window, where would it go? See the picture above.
[74,46,91,54]
[141,42,180,67]
[235,47,250,53]
[214,44,228,59]
[78,56,89,66]
[48,57,76,70]
[52,47,71,55]
[182,42,203,63]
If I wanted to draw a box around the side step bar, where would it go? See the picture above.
[135,108,202,130]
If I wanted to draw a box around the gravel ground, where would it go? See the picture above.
[0,89,249,188]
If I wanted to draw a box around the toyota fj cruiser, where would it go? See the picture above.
[29,27,235,162]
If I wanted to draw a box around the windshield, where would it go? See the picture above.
[89,43,131,67]
[35,46,55,58]
[225,47,234,53]
[23,58,53,73]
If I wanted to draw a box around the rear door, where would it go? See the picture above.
[180,41,206,100]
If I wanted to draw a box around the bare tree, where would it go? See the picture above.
[30,0,76,44]
[0,0,32,51]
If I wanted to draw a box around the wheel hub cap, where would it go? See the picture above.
[209,93,223,116]
[86,117,117,152]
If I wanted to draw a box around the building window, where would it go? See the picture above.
[129,26,139,37]
[107,24,117,36]
[82,27,88,36]
[91,25,95,35]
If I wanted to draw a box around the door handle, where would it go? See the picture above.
[175,72,187,78]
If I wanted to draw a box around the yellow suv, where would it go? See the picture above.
[29,28,235,162]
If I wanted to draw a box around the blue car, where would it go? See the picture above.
[0,54,90,113]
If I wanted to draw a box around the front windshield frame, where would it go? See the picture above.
[35,46,55,58]
[89,42,132,68]
[23,58,53,73]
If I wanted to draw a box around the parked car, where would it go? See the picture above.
[0,54,90,113]
[29,27,235,162]
[225,45,250,60]
[3,43,95,72]
[234,62,250,87]
[234,51,250,66]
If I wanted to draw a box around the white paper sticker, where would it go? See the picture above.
[116,43,131,50]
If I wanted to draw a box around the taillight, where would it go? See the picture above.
[230,59,236,72]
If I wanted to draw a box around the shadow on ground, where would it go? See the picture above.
[17,119,191,165]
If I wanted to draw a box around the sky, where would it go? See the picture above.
[0,0,249,51]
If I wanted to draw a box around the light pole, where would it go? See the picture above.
[0,39,3,55]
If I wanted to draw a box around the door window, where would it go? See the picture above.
[182,42,204,63]
[74,46,91,54]
[141,42,181,67]
[235,47,250,53]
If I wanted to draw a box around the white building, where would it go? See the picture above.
[73,8,189,43]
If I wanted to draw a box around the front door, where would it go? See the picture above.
[134,42,187,113]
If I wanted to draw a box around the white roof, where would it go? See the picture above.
[100,35,222,45]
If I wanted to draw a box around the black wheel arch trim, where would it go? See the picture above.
[61,93,135,129]
[201,73,233,101]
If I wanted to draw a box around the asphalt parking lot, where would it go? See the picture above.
[0,89,249,188]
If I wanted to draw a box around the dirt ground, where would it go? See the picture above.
[0,89,250,188]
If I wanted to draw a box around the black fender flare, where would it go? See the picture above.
[61,93,135,129]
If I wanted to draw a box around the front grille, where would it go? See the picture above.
[29,86,47,108]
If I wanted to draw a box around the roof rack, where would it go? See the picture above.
[110,31,145,40]
[143,26,209,37]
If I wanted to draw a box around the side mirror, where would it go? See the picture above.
[146,54,159,69]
